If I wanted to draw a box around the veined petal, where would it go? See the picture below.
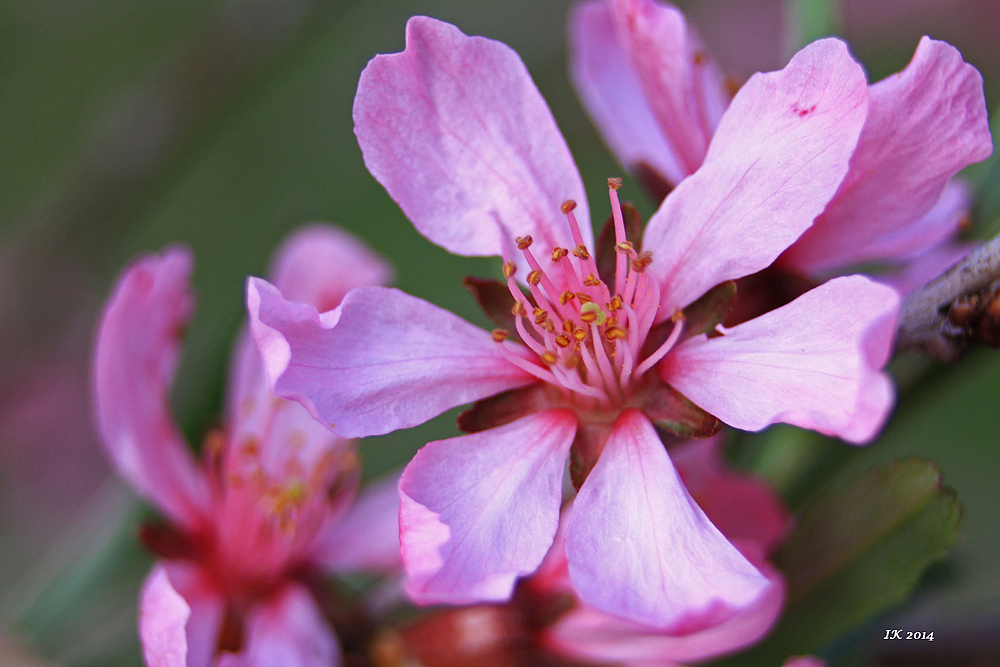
[782,38,992,273]
[139,562,223,667]
[247,280,536,438]
[92,248,209,529]
[399,410,577,605]
[605,0,729,179]
[566,410,768,630]
[226,225,389,482]
[312,471,402,573]
[662,275,900,444]
[544,563,784,666]
[569,0,688,187]
[216,584,341,667]
[643,38,868,315]
[354,16,588,274]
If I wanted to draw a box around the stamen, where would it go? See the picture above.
[591,324,625,404]
[604,325,626,341]
[492,329,509,342]
[533,307,548,325]
[583,273,602,287]
[635,318,685,376]
[551,247,568,262]
[527,270,543,286]
[541,350,558,365]
[516,236,533,250]
[512,300,527,317]
[495,340,560,384]
[608,177,622,190]
[559,290,576,305]
[608,182,629,296]
[572,244,591,260]
[555,333,571,348]
[502,261,517,279]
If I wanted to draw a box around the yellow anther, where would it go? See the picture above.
[581,302,608,325]
[564,354,580,369]
[559,290,576,305]
[631,250,653,272]
[527,270,543,286]
[583,273,602,287]
[561,200,577,213]
[608,295,623,311]
[572,244,591,260]
[541,350,558,365]
[512,300,527,317]
[572,327,588,342]
[241,437,261,458]
[576,293,593,304]
[615,241,634,253]
[492,329,510,342]
[562,319,575,333]
[608,177,623,190]
[285,480,307,506]
[544,319,556,333]
[533,307,548,324]
[551,247,569,262]
[555,333,571,348]
[502,261,517,279]
[516,236,533,249]
[670,308,686,323]
[604,325,627,341]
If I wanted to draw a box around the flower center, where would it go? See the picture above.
[493,181,683,409]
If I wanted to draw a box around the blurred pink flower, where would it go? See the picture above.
[92,226,399,667]
[248,16,898,631]
[569,0,991,282]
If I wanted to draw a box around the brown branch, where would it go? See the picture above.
[896,233,1000,361]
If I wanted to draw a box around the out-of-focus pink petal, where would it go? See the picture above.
[783,657,826,667]
[842,178,972,267]
[662,275,900,444]
[225,225,390,482]
[247,279,536,438]
[879,242,974,296]
[566,410,768,630]
[93,248,209,529]
[604,0,729,179]
[216,584,340,667]
[139,563,223,667]
[568,1,689,186]
[312,471,402,573]
[354,16,588,275]
[671,438,790,555]
[643,39,868,315]
[544,562,784,665]
[399,410,577,605]
[782,38,992,273]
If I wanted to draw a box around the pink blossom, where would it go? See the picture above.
[92,226,399,667]
[569,0,992,279]
[248,16,899,630]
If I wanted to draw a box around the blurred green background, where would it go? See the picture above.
[0,0,997,665]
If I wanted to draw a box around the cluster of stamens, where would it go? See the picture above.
[492,181,683,408]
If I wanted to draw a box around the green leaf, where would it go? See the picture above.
[785,0,842,48]
[710,458,961,665]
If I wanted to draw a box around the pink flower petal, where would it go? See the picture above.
[312,471,402,573]
[247,279,536,438]
[602,0,729,179]
[566,409,768,630]
[879,241,974,296]
[671,437,789,555]
[544,562,784,665]
[399,409,577,605]
[568,0,690,186]
[662,275,900,444]
[216,584,341,667]
[784,657,826,667]
[139,563,223,667]
[782,38,992,273]
[92,248,209,529]
[226,225,389,484]
[841,178,972,267]
[643,38,869,315]
[354,16,589,274]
